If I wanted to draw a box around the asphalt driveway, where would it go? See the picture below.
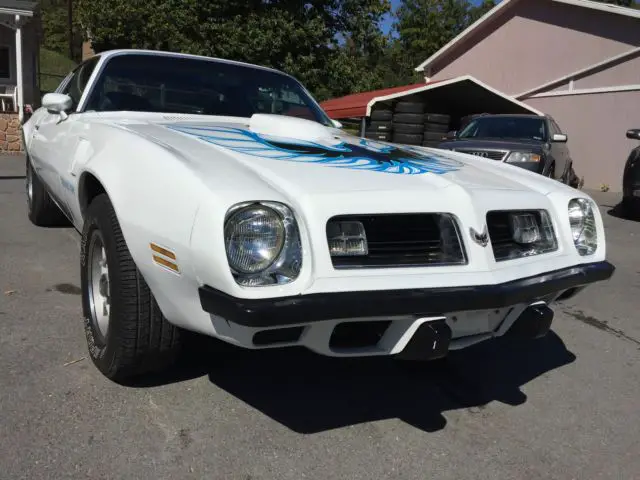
[1,155,639,479]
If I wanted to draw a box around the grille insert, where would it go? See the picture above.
[456,149,507,161]
[327,213,466,269]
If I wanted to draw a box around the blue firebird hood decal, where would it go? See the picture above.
[166,125,464,175]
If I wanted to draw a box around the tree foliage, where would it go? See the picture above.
[42,0,561,101]
[39,0,83,62]
[74,0,393,100]
[391,0,495,75]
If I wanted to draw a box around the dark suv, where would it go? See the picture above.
[621,128,640,215]
[437,114,577,186]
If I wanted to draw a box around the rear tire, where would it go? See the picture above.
[393,113,424,124]
[424,122,449,133]
[26,157,68,227]
[392,132,423,145]
[368,121,392,131]
[393,123,423,134]
[370,109,392,121]
[394,101,425,114]
[81,193,182,382]
[424,113,450,124]
[365,131,391,141]
[423,131,447,142]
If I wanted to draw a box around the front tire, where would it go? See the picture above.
[81,193,182,381]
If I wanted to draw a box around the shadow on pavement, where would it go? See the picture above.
[126,331,576,434]
[606,201,640,222]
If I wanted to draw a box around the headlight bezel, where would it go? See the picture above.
[224,201,302,287]
[567,197,598,256]
[505,151,542,163]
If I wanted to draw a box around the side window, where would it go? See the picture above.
[60,57,100,110]
[549,118,562,134]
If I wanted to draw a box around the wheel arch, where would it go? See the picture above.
[78,170,108,221]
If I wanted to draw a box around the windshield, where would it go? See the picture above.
[83,53,333,126]
[458,116,547,141]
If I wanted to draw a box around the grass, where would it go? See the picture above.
[38,48,77,94]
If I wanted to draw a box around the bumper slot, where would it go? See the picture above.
[252,326,305,346]
[199,261,614,328]
[329,321,392,350]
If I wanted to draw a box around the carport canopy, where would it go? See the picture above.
[320,75,543,127]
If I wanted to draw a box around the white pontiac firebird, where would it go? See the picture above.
[23,49,614,381]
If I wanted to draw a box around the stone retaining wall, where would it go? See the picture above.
[0,114,23,154]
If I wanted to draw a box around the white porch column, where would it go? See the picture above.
[15,14,23,123]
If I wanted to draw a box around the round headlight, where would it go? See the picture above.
[224,206,285,274]
[568,198,597,256]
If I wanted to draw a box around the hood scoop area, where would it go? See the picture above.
[249,113,341,147]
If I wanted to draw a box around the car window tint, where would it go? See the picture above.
[61,57,100,110]
[458,116,547,141]
[82,54,332,125]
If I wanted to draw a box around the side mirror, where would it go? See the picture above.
[551,133,567,143]
[626,129,640,140]
[446,130,457,139]
[42,93,72,120]
[331,119,343,129]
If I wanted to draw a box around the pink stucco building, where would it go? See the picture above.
[415,0,640,190]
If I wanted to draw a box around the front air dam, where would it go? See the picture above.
[507,303,554,340]
[393,319,452,361]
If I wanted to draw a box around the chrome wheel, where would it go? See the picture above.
[87,229,110,342]
[26,162,33,209]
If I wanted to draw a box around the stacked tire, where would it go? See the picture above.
[365,105,393,142]
[392,101,425,146]
[422,113,451,148]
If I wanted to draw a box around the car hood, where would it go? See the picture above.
[438,138,546,152]
[112,114,563,199]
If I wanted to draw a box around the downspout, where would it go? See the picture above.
[15,14,23,123]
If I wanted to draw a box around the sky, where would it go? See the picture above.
[380,0,486,34]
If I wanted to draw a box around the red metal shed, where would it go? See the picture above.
[319,75,542,137]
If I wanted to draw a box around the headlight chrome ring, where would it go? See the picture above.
[224,202,302,286]
[568,198,597,256]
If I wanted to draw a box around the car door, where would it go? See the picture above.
[29,57,99,217]
[549,117,570,178]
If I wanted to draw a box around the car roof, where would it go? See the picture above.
[96,49,288,77]
[473,113,546,119]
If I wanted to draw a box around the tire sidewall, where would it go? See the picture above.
[81,195,124,375]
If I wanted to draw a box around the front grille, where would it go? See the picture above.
[456,149,507,161]
[327,214,466,268]
[487,210,558,261]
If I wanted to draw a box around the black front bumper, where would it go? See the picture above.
[198,261,614,328]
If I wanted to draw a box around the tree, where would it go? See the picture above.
[40,0,84,62]
[75,0,392,100]
[392,0,491,76]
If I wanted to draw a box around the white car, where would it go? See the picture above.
[23,49,614,381]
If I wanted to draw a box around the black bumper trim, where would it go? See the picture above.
[198,261,615,328]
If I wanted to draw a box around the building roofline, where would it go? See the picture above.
[414,0,640,73]
[516,46,640,98]
[0,1,39,17]
[414,0,518,73]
